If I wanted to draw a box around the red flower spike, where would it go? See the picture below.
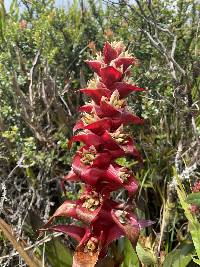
[43,224,87,242]
[111,112,144,130]
[101,131,123,150]
[85,60,102,76]
[63,169,79,182]
[80,88,111,105]
[104,131,137,155]
[76,167,103,186]
[76,190,103,223]
[69,131,102,148]
[111,82,145,98]
[103,41,118,64]
[70,129,141,161]
[73,120,85,133]
[72,146,113,174]
[100,97,121,117]
[44,196,103,225]
[45,200,77,226]
[100,66,122,87]
[103,224,124,247]
[111,210,140,247]
[43,42,152,267]
[107,164,139,195]
[73,231,104,267]
[113,57,136,72]
[78,104,95,113]
[73,246,100,267]
[121,136,139,155]
[84,118,111,135]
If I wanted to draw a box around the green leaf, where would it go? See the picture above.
[136,242,157,266]
[174,168,200,264]
[163,247,192,267]
[186,192,200,207]
[9,0,19,21]
[45,238,72,267]
[0,0,6,39]
[192,257,200,265]
[121,239,139,267]
[189,222,200,263]
[115,157,127,167]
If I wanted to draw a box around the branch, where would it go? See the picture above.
[116,0,186,80]
[29,49,41,106]
[0,231,62,261]
[0,218,43,267]
[39,77,56,120]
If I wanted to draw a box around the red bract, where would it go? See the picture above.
[84,60,102,75]
[100,66,122,86]
[80,88,111,104]
[113,57,136,72]
[40,41,152,267]
[111,82,145,98]
[70,129,142,161]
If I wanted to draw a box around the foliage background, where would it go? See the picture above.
[0,0,200,266]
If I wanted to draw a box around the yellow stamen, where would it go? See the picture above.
[115,210,129,224]
[82,112,99,125]
[109,90,125,109]
[80,145,97,165]
[110,126,129,144]
[82,197,100,211]
[84,237,98,253]
[118,167,130,183]
[87,76,100,89]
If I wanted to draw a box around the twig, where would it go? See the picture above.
[39,77,56,119]
[7,155,25,179]
[18,187,36,237]
[59,94,72,116]
[29,49,41,106]
[42,233,46,267]
[0,233,63,261]
[0,218,42,267]
[0,182,7,213]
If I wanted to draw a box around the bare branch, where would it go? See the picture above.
[29,49,41,106]
[0,218,43,267]
[0,233,63,261]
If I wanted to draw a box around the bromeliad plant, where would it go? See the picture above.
[41,41,152,266]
